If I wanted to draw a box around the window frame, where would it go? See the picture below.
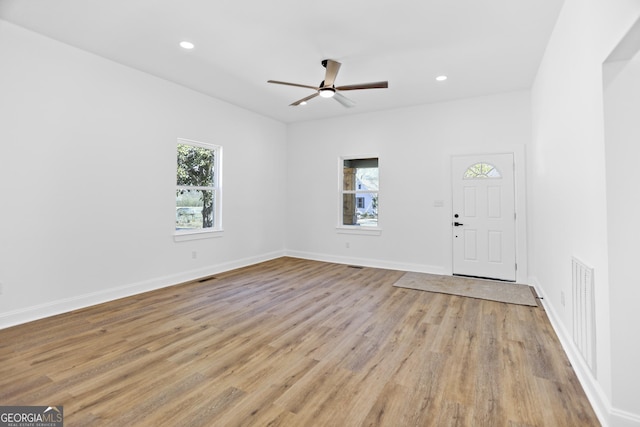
[337,155,382,235]
[174,138,223,241]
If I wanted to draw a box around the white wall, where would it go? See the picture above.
[604,53,640,420]
[0,20,287,328]
[285,91,531,276]
[530,0,640,425]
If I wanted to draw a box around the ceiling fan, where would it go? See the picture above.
[268,59,388,108]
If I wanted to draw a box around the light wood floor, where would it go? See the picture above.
[0,257,599,426]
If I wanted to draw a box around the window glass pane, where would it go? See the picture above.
[343,159,379,192]
[176,189,214,230]
[464,162,501,179]
[356,167,379,191]
[343,193,378,227]
[177,144,215,187]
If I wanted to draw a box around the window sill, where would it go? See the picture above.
[335,226,382,236]
[174,229,224,242]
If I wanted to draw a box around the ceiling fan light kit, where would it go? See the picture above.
[318,87,336,98]
[268,59,388,108]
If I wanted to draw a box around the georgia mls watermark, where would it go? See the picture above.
[0,406,63,427]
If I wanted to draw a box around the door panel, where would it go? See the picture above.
[488,231,502,262]
[452,153,516,281]
[464,187,477,217]
[464,230,477,260]
[487,186,501,218]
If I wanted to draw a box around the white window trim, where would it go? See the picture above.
[174,228,224,242]
[337,154,382,235]
[335,227,382,236]
[174,138,223,241]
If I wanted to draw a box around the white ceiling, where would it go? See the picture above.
[0,0,564,124]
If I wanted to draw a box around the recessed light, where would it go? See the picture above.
[300,101,307,106]
[180,41,195,50]
[436,75,448,82]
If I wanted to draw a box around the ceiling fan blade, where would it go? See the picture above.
[333,92,356,108]
[323,59,341,87]
[290,92,319,106]
[335,81,388,91]
[268,80,319,90]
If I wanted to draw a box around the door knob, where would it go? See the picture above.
[453,222,464,227]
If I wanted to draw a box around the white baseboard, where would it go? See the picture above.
[0,250,285,330]
[529,276,640,427]
[284,249,446,275]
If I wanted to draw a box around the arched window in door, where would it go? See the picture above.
[463,162,502,179]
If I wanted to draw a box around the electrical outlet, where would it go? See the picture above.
[560,290,565,307]
[345,242,350,249]
[192,251,197,259]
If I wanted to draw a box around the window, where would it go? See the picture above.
[464,162,501,179]
[176,138,222,236]
[341,157,379,228]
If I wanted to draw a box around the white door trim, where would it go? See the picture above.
[442,145,528,283]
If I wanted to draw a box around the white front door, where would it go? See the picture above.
[451,153,516,281]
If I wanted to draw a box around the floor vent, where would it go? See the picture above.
[571,256,597,377]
